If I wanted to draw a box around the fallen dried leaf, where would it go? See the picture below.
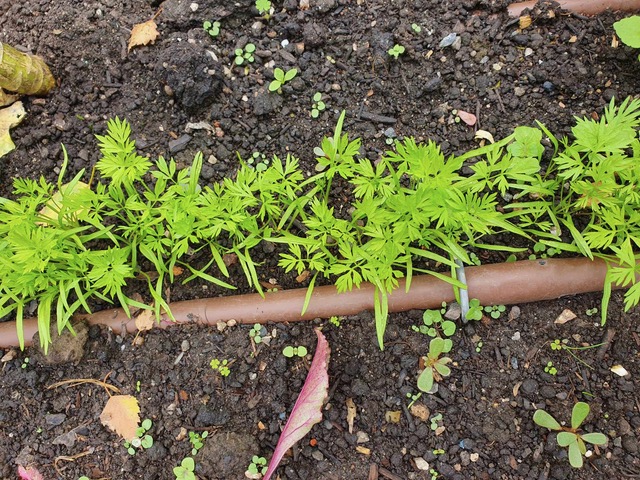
[457,110,477,126]
[611,365,629,377]
[1,349,16,362]
[346,398,356,434]
[513,381,522,397]
[554,309,576,325]
[135,309,155,331]
[100,395,140,441]
[0,101,26,158]
[17,465,44,480]
[475,129,495,144]
[296,270,311,283]
[128,19,159,52]
[356,445,371,455]
[172,266,184,276]
[519,15,532,29]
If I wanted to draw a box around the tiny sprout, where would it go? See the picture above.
[411,23,422,33]
[247,455,268,475]
[406,391,422,408]
[21,357,29,369]
[173,457,196,480]
[387,44,405,59]
[475,340,484,353]
[203,20,220,38]
[234,43,256,66]
[465,298,484,321]
[551,338,568,351]
[283,345,308,358]
[210,358,231,376]
[189,431,209,455]
[249,323,264,344]
[430,413,443,431]
[269,67,298,92]
[544,361,557,375]
[433,448,445,455]
[311,92,326,118]
[255,0,272,15]
[329,315,342,327]
[585,307,598,316]
[484,304,506,319]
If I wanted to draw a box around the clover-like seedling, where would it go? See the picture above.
[550,338,568,351]
[203,20,220,38]
[465,298,483,321]
[249,323,264,344]
[412,307,455,348]
[235,43,256,66]
[282,345,308,358]
[387,44,405,59]
[475,340,484,353]
[417,337,452,393]
[173,457,196,480]
[311,92,326,118]
[247,151,270,172]
[329,315,342,327]
[255,0,272,16]
[210,358,230,376]
[247,455,268,476]
[528,241,559,260]
[189,431,209,455]
[533,402,607,468]
[430,412,443,431]
[484,304,506,319]
[269,67,298,92]
[124,418,153,455]
[544,361,557,375]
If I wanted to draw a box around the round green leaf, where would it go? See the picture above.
[581,432,607,445]
[429,337,445,356]
[141,418,152,430]
[442,320,456,336]
[141,435,153,449]
[245,43,256,53]
[571,402,590,430]
[614,16,640,48]
[284,68,298,81]
[297,346,308,356]
[274,68,284,81]
[533,410,562,430]
[182,457,195,470]
[567,441,584,468]
[311,109,319,118]
[313,92,322,101]
[234,56,243,65]
[557,431,578,447]
[268,81,280,92]
[283,346,294,357]
[417,366,434,393]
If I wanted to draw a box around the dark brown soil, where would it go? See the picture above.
[1,1,640,479]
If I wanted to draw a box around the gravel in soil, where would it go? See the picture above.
[1,0,640,479]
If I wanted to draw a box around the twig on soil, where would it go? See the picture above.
[47,372,119,395]
[401,404,416,432]
[53,447,95,476]
[359,110,397,124]
[596,328,616,360]
[379,467,403,480]
[368,463,378,480]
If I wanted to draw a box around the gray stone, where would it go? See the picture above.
[253,87,283,116]
[168,134,192,154]
[521,378,538,395]
[197,432,257,479]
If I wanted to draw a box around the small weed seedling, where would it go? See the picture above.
[269,67,298,92]
[528,241,559,260]
[433,448,445,455]
[614,16,640,61]
[249,323,265,344]
[282,345,308,358]
[311,92,326,118]
[124,418,153,455]
[465,299,484,321]
[406,391,422,408]
[544,361,557,375]
[533,402,607,468]
[411,23,422,33]
[417,337,452,393]
[329,315,342,327]
[21,357,29,369]
[430,413,444,431]
[247,455,268,477]
[203,20,220,38]
[413,305,456,348]
[247,151,270,172]
[235,43,256,66]
[475,339,484,353]
[388,44,405,59]
[188,431,208,455]
[429,469,439,480]
[550,339,603,370]
[484,304,506,319]
[585,307,598,317]
[255,0,272,16]
[173,457,196,480]
[210,358,230,376]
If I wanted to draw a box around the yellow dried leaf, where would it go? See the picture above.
[346,398,356,434]
[0,89,19,107]
[385,410,401,423]
[135,310,155,332]
[475,129,495,144]
[554,309,576,325]
[519,15,531,29]
[38,181,90,224]
[100,395,140,441]
[0,100,26,158]
[128,19,159,52]
[355,445,371,455]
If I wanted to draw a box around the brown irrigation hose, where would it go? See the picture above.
[0,257,621,349]
[508,0,640,17]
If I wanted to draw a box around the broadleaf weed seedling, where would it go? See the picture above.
[465,299,484,321]
[247,455,268,476]
[249,323,265,344]
[549,338,603,370]
[613,16,640,61]
[247,151,270,172]
[203,20,220,38]
[311,92,326,118]
[210,358,231,376]
[282,345,308,357]
[255,0,272,17]
[387,44,405,59]
[417,337,452,393]
[329,315,342,327]
[475,339,484,353]
[544,361,557,375]
[484,304,506,319]
[234,43,256,66]
[269,67,298,92]
[124,418,153,455]
[406,391,422,408]
[430,413,444,431]
[173,457,196,480]
[533,402,607,468]
[411,23,422,33]
[412,304,455,350]
[188,431,208,455]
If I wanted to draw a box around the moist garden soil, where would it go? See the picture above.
[1,0,640,479]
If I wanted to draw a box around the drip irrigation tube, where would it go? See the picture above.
[508,0,640,17]
[0,257,622,349]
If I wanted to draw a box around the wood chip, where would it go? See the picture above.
[554,309,576,324]
[346,398,356,434]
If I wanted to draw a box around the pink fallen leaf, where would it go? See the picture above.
[263,329,330,480]
[457,110,477,126]
[18,465,44,480]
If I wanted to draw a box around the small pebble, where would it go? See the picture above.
[511,332,521,341]
[414,457,430,470]
[439,32,457,48]
[181,340,190,352]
